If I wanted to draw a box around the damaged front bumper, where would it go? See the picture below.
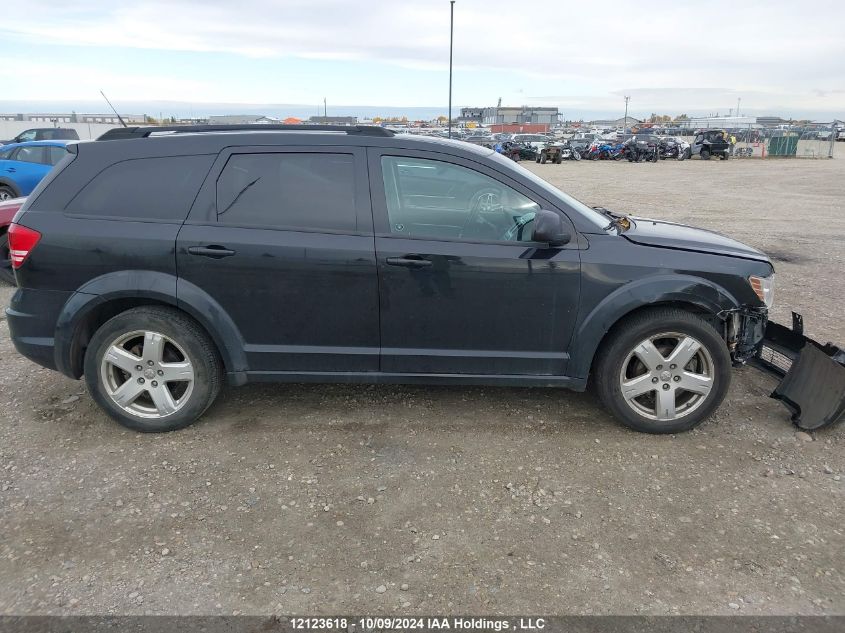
[748,312,845,430]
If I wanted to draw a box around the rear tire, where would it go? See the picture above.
[700,149,711,160]
[0,186,16,201]
[540,154,547,164]
[593,308,731,434]
[84,306,223,432]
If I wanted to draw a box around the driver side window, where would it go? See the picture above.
[381,156,540,242]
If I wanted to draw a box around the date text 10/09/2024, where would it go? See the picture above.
[291,617,547,631]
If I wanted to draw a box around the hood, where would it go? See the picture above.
[622,216,769,261]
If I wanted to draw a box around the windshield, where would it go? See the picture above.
[489,151,608,229]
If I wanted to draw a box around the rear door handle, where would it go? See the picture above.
[187,245,236,259]
[386,256,433,269]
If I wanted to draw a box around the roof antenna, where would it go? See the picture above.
[100,90,127,128]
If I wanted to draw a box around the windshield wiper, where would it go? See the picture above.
[593,206,632,233]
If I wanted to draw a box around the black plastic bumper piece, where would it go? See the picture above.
[752,312,845,430]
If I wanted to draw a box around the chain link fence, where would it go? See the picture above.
[680,124,840,159]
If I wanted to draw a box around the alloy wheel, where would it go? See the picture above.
[100,330,195,419]
[619,332,714,422]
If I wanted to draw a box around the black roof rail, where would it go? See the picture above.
[96,124,395,141]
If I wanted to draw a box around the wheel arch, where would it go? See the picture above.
[54,271,248,383]
[567,275,740,380]
[0,178,22,197]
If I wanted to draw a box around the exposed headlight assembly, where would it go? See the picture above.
[749,274,775,308]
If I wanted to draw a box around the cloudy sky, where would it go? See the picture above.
[1,0,843,118]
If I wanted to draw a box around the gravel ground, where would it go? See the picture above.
[0,149,843,616]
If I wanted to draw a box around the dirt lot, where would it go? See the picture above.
[0,150,843,616]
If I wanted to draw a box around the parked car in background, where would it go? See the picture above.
[0,196,25,284]
[510,134,553,151]
[689,130,730,160]
[0,141,71,200]
[0,127,79,145]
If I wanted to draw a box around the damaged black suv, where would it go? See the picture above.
[6,125,842,434]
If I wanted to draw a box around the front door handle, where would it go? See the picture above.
[188,245,236,259]
[386,256,433,269]
[6,168,15,173]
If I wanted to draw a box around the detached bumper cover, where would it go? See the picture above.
[752,312,845,430]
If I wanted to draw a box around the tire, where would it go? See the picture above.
[553,155,562,164]
[540,154,547,164]
[573,151,581,161]
[0,229,14,285]
[593,307,731,434]
[0,186,16,202]
[84,306,223,432]
[700,149,711,160]
[720,152,728,160]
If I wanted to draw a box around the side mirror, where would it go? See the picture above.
[531,210,571,246]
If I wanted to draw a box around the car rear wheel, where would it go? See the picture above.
[0,230,14,284]
[84,306,223,432]
[594,308,731,434]
[0,186,16,201]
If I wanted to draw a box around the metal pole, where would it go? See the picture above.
[737,97,741,118]
[448,0,455,139]
[623,96,630,131]
[324,97,327,120]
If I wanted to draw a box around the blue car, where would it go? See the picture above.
[0,140,71,201]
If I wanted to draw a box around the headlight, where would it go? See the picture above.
[749,274,775,308]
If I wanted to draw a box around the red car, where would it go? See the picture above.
[0,196,25,284]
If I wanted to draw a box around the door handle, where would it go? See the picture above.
[386,256,433,269]
[6,168,15,173]
[187,245,236,259]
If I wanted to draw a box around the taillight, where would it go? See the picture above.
[8,224,42,269]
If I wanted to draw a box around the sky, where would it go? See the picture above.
[1,0,843,120]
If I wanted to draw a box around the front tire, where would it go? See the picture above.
[593,308,731,434]
[0,186,16,202]
[84,306,223,432]
[700,149,711,160]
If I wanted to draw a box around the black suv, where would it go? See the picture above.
[6,124,778,434]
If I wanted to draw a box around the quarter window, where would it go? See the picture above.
[216,153,357,232]
[67,155,214,220]
[380,156,541,242]
[47,146,67,166]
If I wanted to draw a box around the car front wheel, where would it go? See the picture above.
[594,308,731,433]
[84,306,223,432]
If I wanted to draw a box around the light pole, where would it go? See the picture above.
[623,95,630,130]
[448,0,455,139]
[736,97,741,118]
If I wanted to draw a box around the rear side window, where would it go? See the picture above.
[216,153,356,232]
[67,155,214,221]
[14,146,46,164]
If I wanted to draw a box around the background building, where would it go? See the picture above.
[482,106,559,127]
[307,116,358,125]
[588,116,641,128]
